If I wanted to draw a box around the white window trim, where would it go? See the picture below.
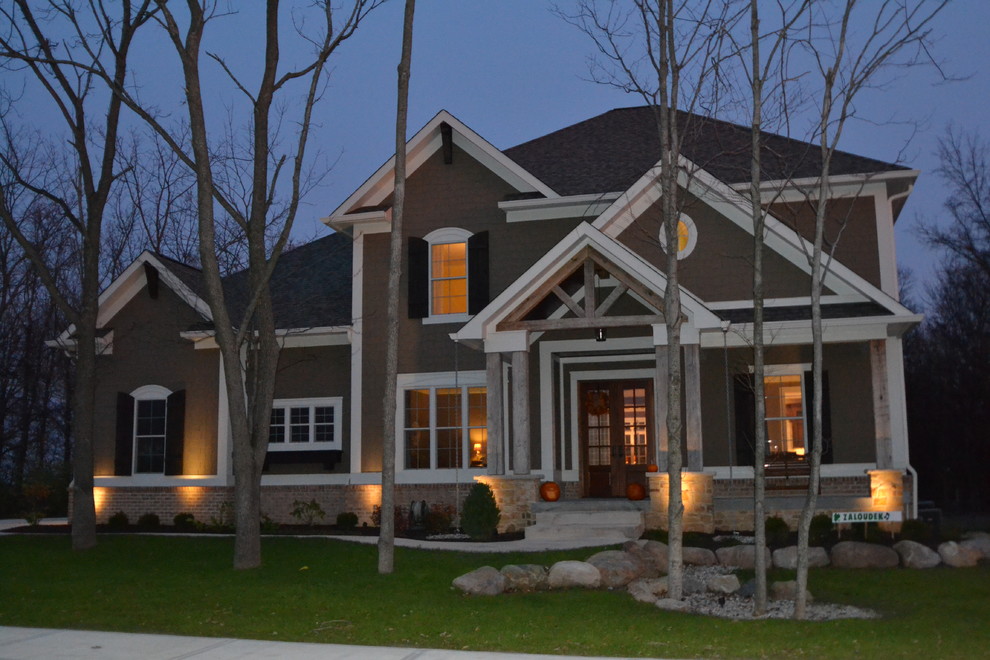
[268,396,343,451]
[755,363,811,458]
[658,213,698,259]
[395,371,487,475]
[422,226,473,323]
[131,384,172,475]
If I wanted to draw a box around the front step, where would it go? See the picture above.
[524,499,648,542]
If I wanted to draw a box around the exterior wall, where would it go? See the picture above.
[94,283,219,476]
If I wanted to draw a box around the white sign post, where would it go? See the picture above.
[831,511,903,524]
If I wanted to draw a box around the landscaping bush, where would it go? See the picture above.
[173,512,196,531]
[209,501,235,532]
[810,513,835,546]
[899,518,933,544]
[371,505,410,535]
[336,511,359,530]
[291,499,326,526]
[424,504,455,534]
[260,514,280,534]
[764,515,790,548]
[21,482,52,525]
[107,511,130,530]
[461,483,500,540]
[137,513,161,530]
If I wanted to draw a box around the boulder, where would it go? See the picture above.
[655,598,691,612]
[829,541,899,569]
[587,550,648,588]
[682,546,717,566]
[715,545,772,569]
[548,560,601,589]
[622,540,665,575]
[735,578,756,598]
[960,537,990,560]
[452,566,506,595]
[706,574,741,594]
[627,577,668,604]
[772,546,830,570]
[892,540,941,569]
[682,573,706,595]
[500,564,548,591]
[770,580,813,602]
[938,541,982,568]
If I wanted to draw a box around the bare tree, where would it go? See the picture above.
[788,0,945,619]
[559,0,737,599]
[378,0,416,576]
[0,0,157,550]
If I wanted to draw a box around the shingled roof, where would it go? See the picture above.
[504,106,910,197]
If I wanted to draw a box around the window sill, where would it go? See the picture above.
[421,313,470,325]
[268,442,340,452]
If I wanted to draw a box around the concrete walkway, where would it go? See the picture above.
[0,627,660,660]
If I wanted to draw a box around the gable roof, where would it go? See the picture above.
[504,106,910,197]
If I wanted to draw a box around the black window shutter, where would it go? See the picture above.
[407,236,428,318]
[164,389,186,475]
[114,392,135,476]
[467,230,490,315]
[804,370,833,464]
[733,374,756,467]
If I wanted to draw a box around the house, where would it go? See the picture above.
[71,107,921,534]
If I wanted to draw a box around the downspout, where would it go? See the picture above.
[906,463,919,519]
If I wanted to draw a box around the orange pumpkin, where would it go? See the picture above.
[539,481,561,502]
[646,463,660,473]
[626,482,647,501]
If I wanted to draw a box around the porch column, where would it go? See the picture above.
[511,349,531,475]
[652,323,670,472]
[485,351,505,475]
[684,340,703,472]
[870,339,893,469]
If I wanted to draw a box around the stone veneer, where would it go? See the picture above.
[647,472,715,533]
[473,475,540,533]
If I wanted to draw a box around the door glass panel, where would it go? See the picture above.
[585,388,610,466]
[622,387,648,465]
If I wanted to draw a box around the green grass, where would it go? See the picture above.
[1,535,987,658]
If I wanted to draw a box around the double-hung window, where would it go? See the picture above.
[407,228,489,322]
[268,397,343,451]
[398,372,487,470]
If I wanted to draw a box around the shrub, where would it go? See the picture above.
[107,511,130,530]
[336,511,359,530]
[371,505,410,535]
[173,512,196,531]
[260,514,280,534]
[291,499,326,526]
[899,518,932,544]
[137,513,161,529]
[764,515,790,548]
[461,482,500,541]
[209,501,235,532]
[809,513,835,546]
[22,482,52,525]
[424,504,455,534]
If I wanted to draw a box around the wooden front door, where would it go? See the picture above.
[579,380,653,498]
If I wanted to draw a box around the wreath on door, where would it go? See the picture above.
[584,389,609,416]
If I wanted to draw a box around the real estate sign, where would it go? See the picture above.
[832,511,903,523]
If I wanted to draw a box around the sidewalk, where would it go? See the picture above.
[0,627,659,660]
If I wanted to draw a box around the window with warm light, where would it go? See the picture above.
[658,213,697,259]
[430,242,467,315]
[763,373,805,459]
[402,383,487,470]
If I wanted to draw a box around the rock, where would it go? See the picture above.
[452,566,506,595]
[715,545,772,569]
[622,540,664,576]
[960,537,990,560]
[735,578,756,598]
[587,550,648,588]
[655,597,691,612]
[682,546,717,566]
[892,540,941,569]
[829,541,899,569]
[938,541,982,568]
[706,574,741,594]
[500,564,548,591]
[627,577,667,604]
[770,580,813,602]
[548,560,601,589]
[772,546,830,570]
[682,574,705,595]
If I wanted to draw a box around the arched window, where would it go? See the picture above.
[114,385,185,476]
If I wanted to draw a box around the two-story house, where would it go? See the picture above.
[69,107,920,534]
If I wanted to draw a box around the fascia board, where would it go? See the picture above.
[181,325,352,350]
[730,169,921,197]
[701,313,923,347]
[499,192,622,223]
[328,110,558,221]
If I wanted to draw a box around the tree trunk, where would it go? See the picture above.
[379,0,416,575]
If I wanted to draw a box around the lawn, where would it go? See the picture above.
[0,535,987,658]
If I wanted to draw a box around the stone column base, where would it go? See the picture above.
[474,475,539,533]
[868,469,906,532]
[647,472,714,533]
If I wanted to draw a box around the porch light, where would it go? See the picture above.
[595,327,607,342]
